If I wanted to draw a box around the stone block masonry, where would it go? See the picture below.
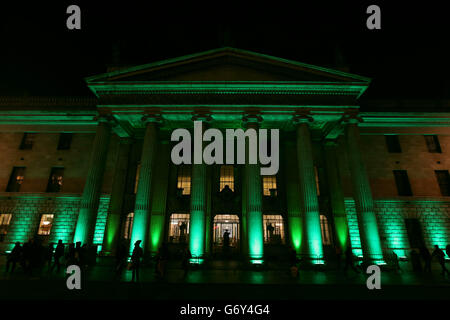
[345,198,450,258]
[0,193,110,252]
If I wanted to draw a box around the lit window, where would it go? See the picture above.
[168,213,190,243]
[123,212,134,240]
[177,166,191,195]
[263,175,277,196]
[37,214,54,235]
[6,167,26,192]
[46,167,64,192]
[57,133,73,150]
[134,163,141,194]
[220,165,234,191]
[263,215,285,244]
[320,215,332,245]
[0,214,12,242]
[19,133,36,150]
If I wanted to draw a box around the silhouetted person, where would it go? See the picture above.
[432,245,449,276]
[74,242,82,266]
[335,246,342,270]
[179,222,187,243]
[45,243,54,270]
[267,224,275,243]
[392,251,402,273]
[115,240,128,279]
[419,247,432,273]
[51,240,64,273]
[410,249,423,273]
[181,245,192,279]
[66,243,76,266]
[344,247,360,275]
[6,242,22,273]
[223,230,230,247]
[131,240,143,282]
[156,242,169,278]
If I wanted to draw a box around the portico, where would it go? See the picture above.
[73,47,384,264]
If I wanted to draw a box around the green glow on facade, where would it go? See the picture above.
[149,215,164,253]
[334,218,349,252]
[288,217,302,252]
[248,210,264,259]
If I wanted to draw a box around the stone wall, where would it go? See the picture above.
[0,193,110,252]
[345,198,450,258]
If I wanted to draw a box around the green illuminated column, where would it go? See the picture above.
[241,166,249,256]
[189,115,211,259]
[324,140,349,252]
[294,114,324,264]
[284,141,302,254]
[344,116,384,264]
[74,115,115,245]
[129,115,160,254]
[243,115,264,261]
[204,166,212,255]
[147,142,170,255]
[102,138,132,255]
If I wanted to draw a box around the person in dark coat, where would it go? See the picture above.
[6,242,22,273]
[432,245,449,276]
[51,240,65,273]
[419,247,432,273]
[131,240,143,282]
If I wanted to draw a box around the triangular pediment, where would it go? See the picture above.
[86,47,370,84]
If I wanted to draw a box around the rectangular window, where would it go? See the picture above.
[404,218,425,249]
[385,135,402,153]
[393,170,413,196]
[6,167,26,192]
[37,214,54,235]
[19,133,36,150]
[177,166,191,195]
[168,213,190,243]
[314,166,321,196]
[263,175,277,196]
[57,133,73,150]
[220,165,234,191]
[424,135,442,153]
[263,215,285,244]
[435,170,450,196]
[320,215,332,245]
[0,214,12,242]
[46,167,64,192]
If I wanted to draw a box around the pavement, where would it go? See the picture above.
[0,255,449,300]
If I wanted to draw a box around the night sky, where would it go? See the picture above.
[1,2,449,103]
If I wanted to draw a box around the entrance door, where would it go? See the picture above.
[213,215,239,250]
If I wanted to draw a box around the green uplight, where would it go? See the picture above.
[189,258,204,264]
[250,259,264,264]
[189,209,205,258]
[149,215,164,253]
[288,217,302,253]
[248,210,264,260]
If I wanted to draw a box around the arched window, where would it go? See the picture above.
[320,215,332,245]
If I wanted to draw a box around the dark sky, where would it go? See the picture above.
[1,2,449,102]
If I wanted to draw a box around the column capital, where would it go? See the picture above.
[242,114,262,128]
[324,139,339,148]
[142,114,163,125]
[95,114,118,127]
[192,113,212,122]
[342,113,363,125]
[292,113,314,125]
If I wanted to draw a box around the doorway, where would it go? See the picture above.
[213,215,239,252]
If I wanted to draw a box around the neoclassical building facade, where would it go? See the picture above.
[0,48,449,264]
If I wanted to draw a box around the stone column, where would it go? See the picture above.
[243,114,264,261]
[102,138,132,255]
[284,141,302,255]
[74,115,115,245]
[129,115,160,254]
[324,140,349,252]
[294,114,324,264]
[189,114,211,260]
[344,115,384,264]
